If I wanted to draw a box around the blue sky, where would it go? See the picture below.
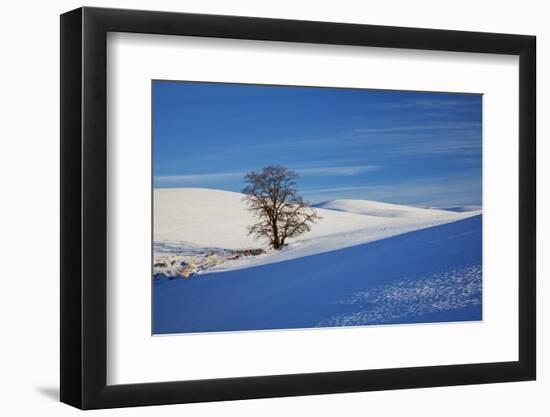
[153,81,482,207]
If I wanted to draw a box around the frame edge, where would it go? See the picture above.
[518,35,536,380]
[60,7,84,409]
[61,6,537,409]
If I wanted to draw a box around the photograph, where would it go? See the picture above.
[152,81,483,335]
[53,3,539,411]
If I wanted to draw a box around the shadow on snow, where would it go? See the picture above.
[154,215,482,334]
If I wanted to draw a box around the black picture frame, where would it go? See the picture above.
[60,6,536,410]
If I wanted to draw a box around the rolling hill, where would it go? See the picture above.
[153,188,482,333]
[153,188,480,275]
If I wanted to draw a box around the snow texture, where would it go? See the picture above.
[316,264,481,327]
[153,190,482,334]
[154,188,481,277]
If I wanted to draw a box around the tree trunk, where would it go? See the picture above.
[272,220,280,249]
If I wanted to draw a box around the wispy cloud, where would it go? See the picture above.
[351,121,481,135]
[154,172,245,184]
[383,97,481,112]
[227,121,482,160]
[154,165,381,187]
[154,82,482,205]
[296,165,381,176]
[347,123,481,158]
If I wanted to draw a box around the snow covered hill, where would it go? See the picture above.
[313,199,458,219]
[154,188,481,277]
[154,215,483,333]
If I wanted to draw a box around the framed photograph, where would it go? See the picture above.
[60,7,536,409]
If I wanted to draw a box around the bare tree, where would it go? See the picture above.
[242,165,320,250]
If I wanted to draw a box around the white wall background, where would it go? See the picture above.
[0,0,545,415]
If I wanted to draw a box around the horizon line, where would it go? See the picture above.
[152,186,482,210]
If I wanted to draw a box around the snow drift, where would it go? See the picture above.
[154,215,483,333]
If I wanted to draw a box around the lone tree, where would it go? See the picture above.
[242,165,320,250]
